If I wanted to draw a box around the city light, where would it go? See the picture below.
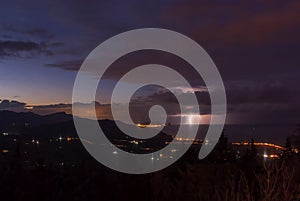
[136,123,165,128]
[232,142,286,150]
[1,149,9,153]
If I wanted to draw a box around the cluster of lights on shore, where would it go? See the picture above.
[2,132,299,159]
[232,142,299,158]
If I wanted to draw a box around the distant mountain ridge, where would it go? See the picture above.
[0,110,73,128]
[0,111,173,151]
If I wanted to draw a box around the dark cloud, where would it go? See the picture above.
[39,0,300,85]
[0,40,53,58]
[49,42,65,47]
[45,59,83,71]
[133,89,210,106]
[0,99,27,112]
[141,80,296,106]
[1,24,55,39]
[17,3,300,83]
[226,81,295,105]
[0,23,64,59]
[128,78,300,124]
[156,0,300,83]
[161,0,300,46]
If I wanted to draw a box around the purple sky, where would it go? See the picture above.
[1,0,300,125]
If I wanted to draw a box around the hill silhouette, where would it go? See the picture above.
[0,111,172,152]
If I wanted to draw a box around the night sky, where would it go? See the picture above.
[1,0,300,128]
